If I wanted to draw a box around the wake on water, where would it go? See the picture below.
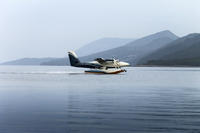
[0,71,85,75]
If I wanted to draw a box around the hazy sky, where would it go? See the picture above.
[0,0,200,62]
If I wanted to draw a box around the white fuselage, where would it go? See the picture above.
[90,60,130,68]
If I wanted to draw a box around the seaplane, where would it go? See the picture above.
[68,51,130,74]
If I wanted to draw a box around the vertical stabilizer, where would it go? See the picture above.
[68,51,80,66]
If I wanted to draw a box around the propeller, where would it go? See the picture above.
[111,56,121,68]
[112,56,119,62]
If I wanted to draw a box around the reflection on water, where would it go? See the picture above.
[0,66,200,133]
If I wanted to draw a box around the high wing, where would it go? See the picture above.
[94,58,120,68]
[95,58,114,64]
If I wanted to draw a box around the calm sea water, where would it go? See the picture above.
[0,66,200,133]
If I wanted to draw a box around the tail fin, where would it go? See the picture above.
[68,51,80,66]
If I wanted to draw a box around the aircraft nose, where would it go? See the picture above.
[124,62,130,66]
[120,62,130,66]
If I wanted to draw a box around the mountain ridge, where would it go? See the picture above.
[78,30,178,65]
[139,33,200,66]
[76,37,134,56]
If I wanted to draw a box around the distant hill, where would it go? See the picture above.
[41,58,67,66]
[1,58,57,65]
[78,30,178,65]
[76,37,134,56]
[138,33,200,66]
